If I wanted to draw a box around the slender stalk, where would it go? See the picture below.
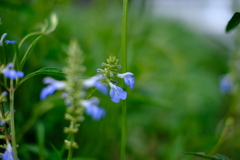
[9,80,18,160]
[67,133,75,160]
[121,0,128,160]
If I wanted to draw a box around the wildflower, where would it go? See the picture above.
[220,75,232,94]
[5,40,17,44]
[117,72,135,89]
[2,63,24,80]
[2,143,14,160]
[109,82,127,103]
[40,77,66,100]
[82,97,106,120]
[0,33,7,46]
[83,74,108,95]
[0,120,5,126]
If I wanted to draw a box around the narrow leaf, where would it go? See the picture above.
[213,154,230,160]
[17,67,65,87]
[183,152,231,160]
[183,152,217,160]
[50,143,63,160]
[13,43,20,70]
[19,34,43,70]
[18,31,42,49]
[226,12,240,32]
[45,13,58,34]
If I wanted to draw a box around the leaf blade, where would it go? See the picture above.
[226,12,240,32]
[17,67,65,87]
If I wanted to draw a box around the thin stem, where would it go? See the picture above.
[121,0,128,160]
[10,80,18,160]
[67,133,75,160]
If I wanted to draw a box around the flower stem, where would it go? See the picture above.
[121,0,128,160]
[67,133,74,160]
[10,80,18,160]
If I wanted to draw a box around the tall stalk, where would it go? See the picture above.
[121,0,128,160]
[10,79,18,160]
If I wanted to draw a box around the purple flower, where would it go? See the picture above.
[5,40,17,44]
[117,72,135,89]
[82,97,106,120]
[2,143,14,160]
[2,63,24,80]
[83,74,108,95]
[40,77,66,100]
[220,75,232,94]
[1,91,8,97]
[0,121,5,126]
[0,33,7,46]
[109,82,127,103]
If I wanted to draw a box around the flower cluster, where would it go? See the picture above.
[40,75,107,121]
[97,55,135,103]
[1,63,24,80]
[40,40,106,121]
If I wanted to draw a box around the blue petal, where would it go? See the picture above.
[124,75,135,89]
[85,105,106,120]
[3,70,24,80]
[220,75,232,94]
[5,40,17,44]
[95,81,108,95]
[2,144,14,160]
[40,85,56,100]
[111,96,121,103]
[109,86,127,103]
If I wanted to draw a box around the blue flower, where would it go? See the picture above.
[220,75,232,94]
[117,72,135,89]
[2,143,14,160]
[109,82,127,103]
[40,77,66,100]
[5,40,17,44]
[82,97,106,120]
[0,120,5,126]
[94,81,108,95]
[2,63,24,80]
[0,33,7,46]
[83,74,108,95]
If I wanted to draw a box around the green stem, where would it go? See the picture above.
[67,133,74,160]
[10,80,18,160]
[121,0,128,160]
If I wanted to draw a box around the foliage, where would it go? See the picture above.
[0,0,236,160]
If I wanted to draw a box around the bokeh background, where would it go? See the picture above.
[0,0,238,159]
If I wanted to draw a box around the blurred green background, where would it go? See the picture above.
[0,0,236,160]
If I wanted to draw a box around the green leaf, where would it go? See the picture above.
[183,152,230,160]
[17,67,65,87]
[36,122,45,159]
[45,13,58,34]
[50,143,64,160]
[226,12,240,32]
[19,34,43,70]
[18,31,42,49]
[213,154,230,160]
